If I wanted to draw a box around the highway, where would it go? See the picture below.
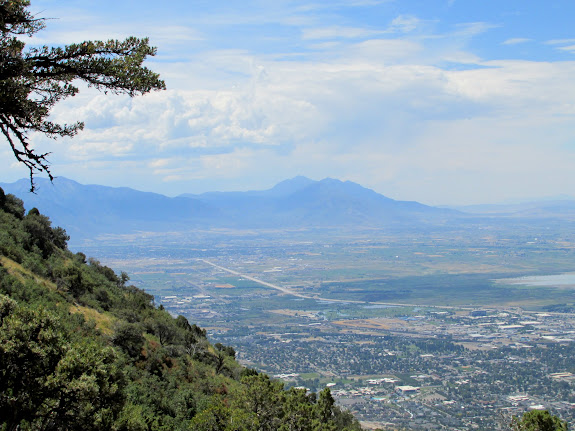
[199,259,312,299]
[199,259,476,311]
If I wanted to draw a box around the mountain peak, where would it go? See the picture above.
[266,176,316,197]
[0,176,459,241]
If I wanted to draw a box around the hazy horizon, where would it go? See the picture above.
[3,174,575,208]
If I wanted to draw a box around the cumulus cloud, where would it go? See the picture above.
[2,0,574,204]
[24,39,575,203]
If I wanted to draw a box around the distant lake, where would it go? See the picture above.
[498,273,575,287]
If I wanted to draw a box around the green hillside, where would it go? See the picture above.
[0,187,362,431]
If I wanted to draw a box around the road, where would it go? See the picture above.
[199,259,476,311]
[199,259,313,299]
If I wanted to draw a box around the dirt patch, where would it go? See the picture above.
[269,309,318,318]
[332,318,407,331]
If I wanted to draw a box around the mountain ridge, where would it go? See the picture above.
[0,176,460,242]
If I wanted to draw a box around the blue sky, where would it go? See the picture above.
[2,0,575,204]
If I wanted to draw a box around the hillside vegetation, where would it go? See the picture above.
[0,187,362,431]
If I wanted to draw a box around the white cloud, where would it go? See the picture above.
[340,38,423,63]
[389,15,422,33]
[302,26,384,40]
[454,22,498,38]
[546,38,575,45]
[502,38,530,45]
[297,0,392,11]
[28,41,575,203]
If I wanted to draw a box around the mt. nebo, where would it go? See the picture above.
[0,177,458,242]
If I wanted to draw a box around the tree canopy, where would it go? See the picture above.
[511,410,569,431]
[0,0,166,191]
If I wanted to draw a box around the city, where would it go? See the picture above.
[92,227,575,430]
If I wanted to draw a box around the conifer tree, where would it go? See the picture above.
[0,0,165,190]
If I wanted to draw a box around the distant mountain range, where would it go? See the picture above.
[0,176,460,241]
[2,176,574,244]
[451,199,575,219]
[181,176,457,228]
[0,177,217,240]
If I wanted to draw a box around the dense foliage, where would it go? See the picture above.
[511,410,568,431]
[0,188,362,431]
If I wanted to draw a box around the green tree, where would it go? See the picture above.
[0,295,126,430]
[511,410,568,431]
[189,402,258,431]
[22,207,65,258]
[112,321,145,360]
[236,374,284,431]
[145,310,179,346]
[280,388,314,431]
[315,388,335,423]
[0,0,165,190]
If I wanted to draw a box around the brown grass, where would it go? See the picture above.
[70,304,116,336]
[0,256,57,291]
[269,309,318,318]
[332,318,406,330]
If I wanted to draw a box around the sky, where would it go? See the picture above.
[2,0,575,205]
